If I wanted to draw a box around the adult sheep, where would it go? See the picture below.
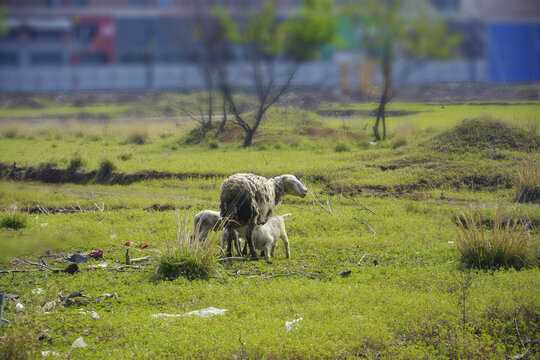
[220,173,307,259]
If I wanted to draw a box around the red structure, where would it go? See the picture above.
[71,16,115,65]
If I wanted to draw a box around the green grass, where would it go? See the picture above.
[0,98,539,359]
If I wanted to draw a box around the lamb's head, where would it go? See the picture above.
[275,175,308,198]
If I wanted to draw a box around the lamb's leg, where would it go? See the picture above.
[233,231,243,257]
[264,244,272,263]
[282,231,290,259]
[225,227,233,257]
[270,242,277,257]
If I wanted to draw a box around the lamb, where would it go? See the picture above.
[191,210,242,255]
[190,210,222,244]
[251,214,291,263]
[219,173,307,259]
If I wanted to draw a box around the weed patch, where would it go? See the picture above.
[0,315,41,360]
[67,153,85,172]
[96,159,116,182]
[1,212,26,230]
[456,207,536,270]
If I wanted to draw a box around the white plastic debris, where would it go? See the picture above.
[448,241,454,244]
[15,302,24,312]
[91,311,100,320]
[42,301,56,312]
[151,307,228,319]
[184,307,228,318]
[41,350,60,357]
[32,288,44,295]
[70,337,87,349]
[369,141,377,145]
[110,234,117,239]
[151,313,183,318]
[285,318,303,331]
[41,223,48,227]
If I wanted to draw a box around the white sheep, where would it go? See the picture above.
[191,210,242,255]
[251,214,291,263]
[219,173,307,259]
[190,210,222,244]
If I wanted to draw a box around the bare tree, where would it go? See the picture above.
[212,1,337,147]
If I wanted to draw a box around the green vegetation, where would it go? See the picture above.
[0,96,538,359]
[516,164,540,203]
[456,207,536,270]
[0,212,26,230]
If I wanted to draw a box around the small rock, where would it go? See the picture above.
[339,270,352,277]
[70,336,88,349]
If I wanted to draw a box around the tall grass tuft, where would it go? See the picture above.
[455,206,535,270]
[67,153,85,172]
[127,126,150,145]
[1,211,27,230]
[154,211,218,281]
[96,158,116,182]
[515,164,540,203]
[0,315,41,360]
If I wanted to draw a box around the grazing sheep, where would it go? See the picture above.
[251,214,291,263]
[220,173,307,259]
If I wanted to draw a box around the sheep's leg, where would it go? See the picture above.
[270,242,277,257]
[233,232,243,257]
[245,226,259,259]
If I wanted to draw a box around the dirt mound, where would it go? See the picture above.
[430,118,539,153]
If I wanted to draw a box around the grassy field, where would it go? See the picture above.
[0,94,539,359]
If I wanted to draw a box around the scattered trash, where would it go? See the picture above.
[151,313,183,318]
[91,311,100,320]
[70,336,88,349]
[87,263,109,269]
[369,141,377,146]
[4,294,20,301]
[65,254,87,264]
[42,301,56,312]
[373,259,380,266]
[285,318,303,331]
[87,249,104,259]
[96,292,118,301]
[41,223,48,227]
[152,307,228,319]
[123,241,134,247]
[448,241,454,244]
[63,263,79,275]
[41,350,60,357]
[339,270,352,277]
[512,354,526,360]
[32,288,45,295]
[15,302,24,311]
[139,242,150,249]
[110,234,117,239]
[184,307,228,318]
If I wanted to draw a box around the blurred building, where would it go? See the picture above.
[0,0,538,92]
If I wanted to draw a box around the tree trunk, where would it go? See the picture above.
[216,97,227,138]
[243,129,256,147]
[374,41,393,141]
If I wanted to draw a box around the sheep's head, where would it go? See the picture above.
[277,175,308,198]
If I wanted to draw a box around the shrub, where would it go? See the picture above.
[515,164,540,203]
[1,213,27,230]
[335,143,350,152]
[96,159,116,181]
[67,153,85,171]
[455,206,535,270]
[208,139,219,149]
[154,211,218,281]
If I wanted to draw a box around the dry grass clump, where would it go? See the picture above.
[0,315,41,360]
[154,211,218,281]
[516,164,540,203]
[456,206,535,270]
[127,125,150,145]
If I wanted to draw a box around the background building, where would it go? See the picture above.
[0,0,538,92]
